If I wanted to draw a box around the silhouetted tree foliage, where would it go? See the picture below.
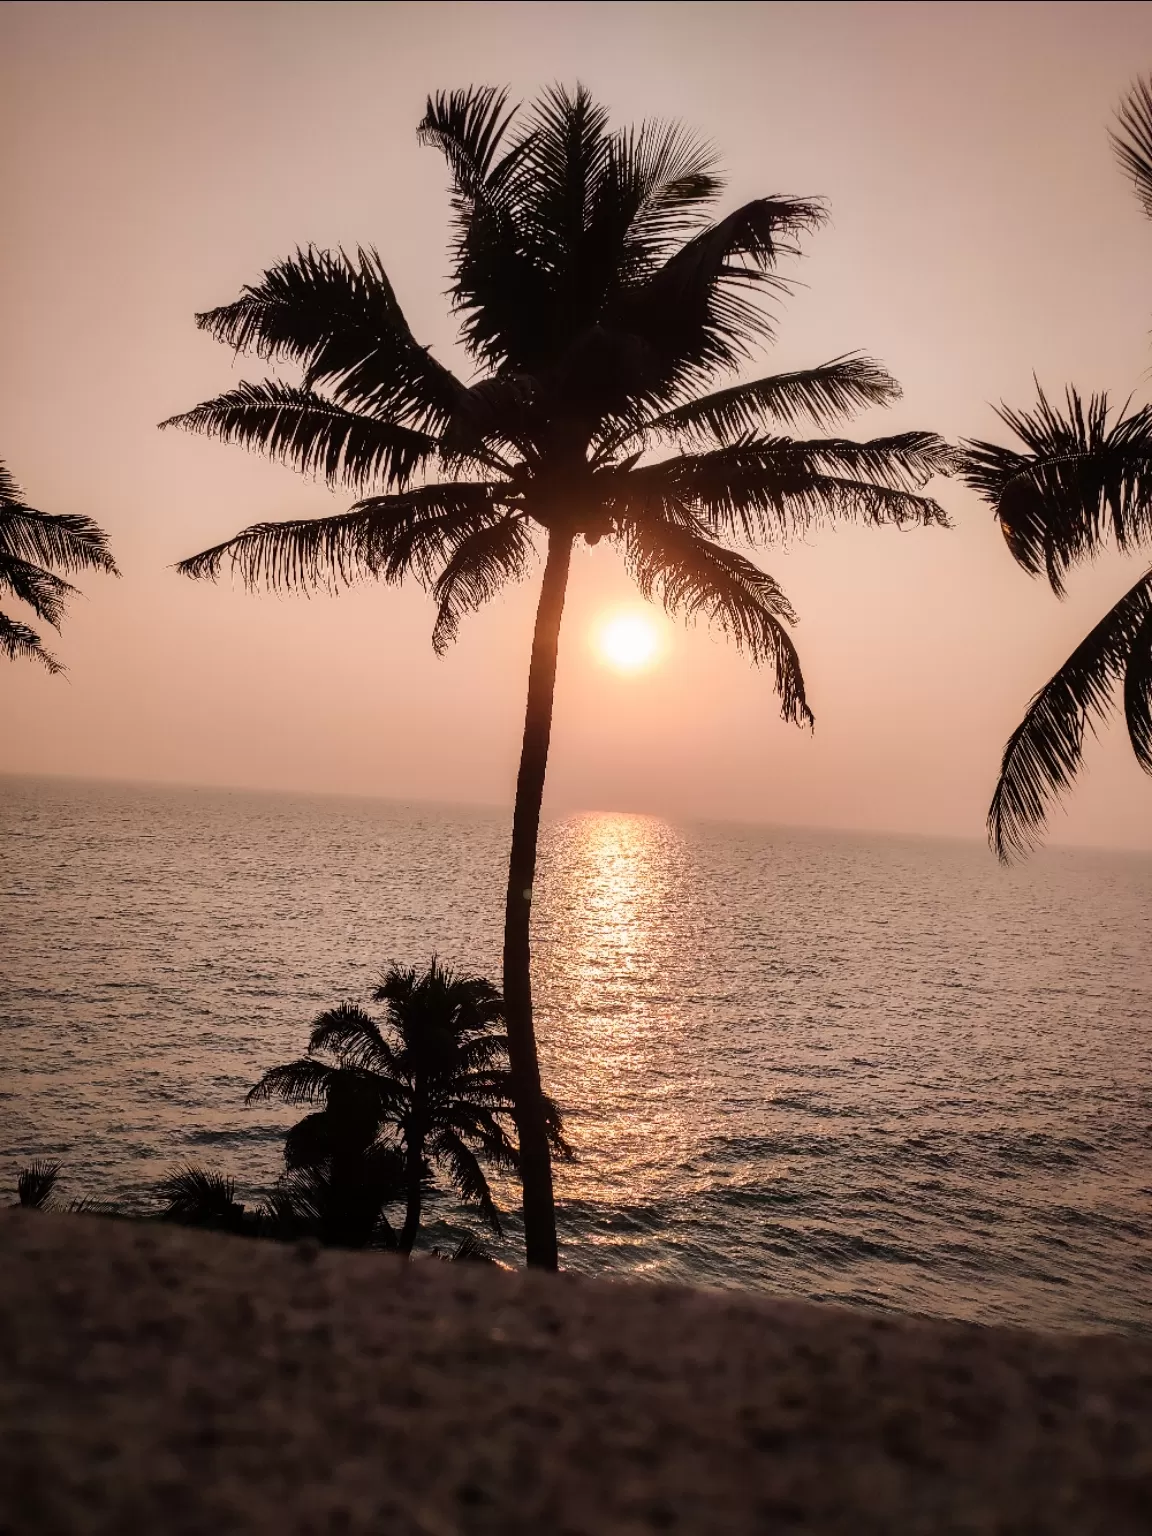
[155,1165,253,1235]
[248,960,565,1253]
[153,1156,407,1249]
[166,85,951,1266]
[12,964,514,1258]
[432,1232,498,1264]
[14,1161,61,1211]
[0,460,118,673]
[961,79,1152,859]
[10,1162,115,1217]
[262,1148,407,1249]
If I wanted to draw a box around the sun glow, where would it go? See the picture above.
[596,612,661,674]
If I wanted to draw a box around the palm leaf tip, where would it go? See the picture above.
[160,382,437,492]
[0,613,64,672]
[637,356,905,447]
[16,1160,62,1210]
[431,515,533,653]
[174,514,369,593]
[620,518,812,726]
[155,1164,243,1224]
[959,388,1152,592]
[1111,77,1152,217]
[174,542,227,583]
[988,567,1152,861]
[417,85,519,177]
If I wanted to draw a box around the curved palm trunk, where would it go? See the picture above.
[504,530,574,1270]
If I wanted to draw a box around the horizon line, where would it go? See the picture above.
[4,766,1151,861]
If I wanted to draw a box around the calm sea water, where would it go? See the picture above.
[2,773,1150,1333]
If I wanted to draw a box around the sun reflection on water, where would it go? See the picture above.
[533,812,700,1196]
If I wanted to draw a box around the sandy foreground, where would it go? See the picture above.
[1,1209,1150,1534]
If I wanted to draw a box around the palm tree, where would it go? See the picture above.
[263,1148,407,1249]
[154,1156,406,1248]
[165,85,952,1267]
[13,1161,62,1210]
[961,79,1152,859]
[247,959,560,1253]
[1,460,118,672]
[155,1165,252,1234]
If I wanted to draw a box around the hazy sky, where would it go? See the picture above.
[5,0,1152,847]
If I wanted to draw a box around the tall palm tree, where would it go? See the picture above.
[165,85,951,1267]
[0,460,118,672]
[247,960,561,1253]
[961,79,1152,860]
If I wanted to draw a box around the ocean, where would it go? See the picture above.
[2,773,1149,1333]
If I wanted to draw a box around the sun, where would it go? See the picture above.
[597,612,661,674]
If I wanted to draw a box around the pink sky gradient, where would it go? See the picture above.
[5,1,1152,848]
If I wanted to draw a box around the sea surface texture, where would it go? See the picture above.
[2,775,1149,1332]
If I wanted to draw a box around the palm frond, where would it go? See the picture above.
[606,117,723,275]
[431,514,534,653]
[617,513,811,724]
[442,1232,498,1263]
[308,1003,394,1071]
[1124,606,1152,771]
[961,388,1152,594]
[610,196,826,404]
[989,566,1152,860]
[452,1033,511,1072]
[418,85,522,191]
[438,373,541,463]
[361,486,511,587]
[419,87,544,370]
[155,1164,245,1227]
[627,432,951,544]
[1111,77,1152,218]
[431,1128,503,1234]
[266,1154,403,1249]
[0,555,75,628]
[282,1111,339,1170]
[176,482,505,592]
[0,611,61,672]
[445,1103,520,1169]
[246,1057,338,1107]
[65,1196,122,1217]
[541,1089,573,1159]
[767,432,956,490]
[0,461,117,675]
[372,961,421,1008]
[16,1161,61,1210]
[0,496,119,575]
[162,380,440,492]
[372,960,504,1027]
[628,356,902,448]
[193,246,467,431]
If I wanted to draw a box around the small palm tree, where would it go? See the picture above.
[247,960,560,1253]
[0,460,118,672]
[13,1161,62,1210]
[166,85,951,1266]
[153,1158,406,1248]
[155,1165,252,1234]
[264,1147,407,1249]
[961,79,1152,859]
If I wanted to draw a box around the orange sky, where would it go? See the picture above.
[5,0,1152,848]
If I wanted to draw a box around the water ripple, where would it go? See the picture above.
[2,776,1150,1332]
